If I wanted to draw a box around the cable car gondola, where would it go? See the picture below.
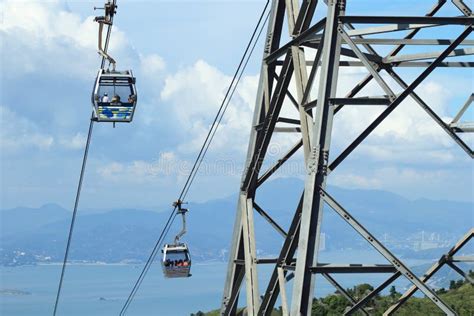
[91,2,137,124]
[91,69,137,123]
[162,243,191,278]
[162,201,192,278]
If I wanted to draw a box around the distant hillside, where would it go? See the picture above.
[1,203,69,237]
[1,178,472,266]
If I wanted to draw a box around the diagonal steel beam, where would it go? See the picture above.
[446,261,474,284]
[340,47,383,63]
[384,229,473,315]
[451,93,473,124]
[385,68,474,157]
[257,138,303,187]
[242,53,294,194]
[339,28,396,100]
[258,194,304,316]
[452,0,472,16]
[302,32,325,106]
[329,26,473,172]
[265,17,326,64]
[320,188,457,315]
[344,272,401,315]
[253,201,287,238]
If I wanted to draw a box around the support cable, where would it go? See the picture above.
[182,9,270,200]
[180,0,271,202]
[52,1,117,314]
[53,118,94,316]
[118,2,270,314]
[118,212,178,316]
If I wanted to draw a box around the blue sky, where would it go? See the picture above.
[1,0,473,210]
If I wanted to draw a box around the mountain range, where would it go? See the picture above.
[1,177,472,266]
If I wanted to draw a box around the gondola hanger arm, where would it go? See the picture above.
[95,0,117,70]
[172,200,188,244]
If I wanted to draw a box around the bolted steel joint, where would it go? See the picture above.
[307,146,319,174]
[318,149,329,176]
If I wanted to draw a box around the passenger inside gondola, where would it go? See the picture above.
[111,94,121,104]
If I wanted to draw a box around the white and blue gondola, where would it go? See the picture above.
[91,69,137,123]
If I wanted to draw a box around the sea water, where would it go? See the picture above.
[1,251,418,316]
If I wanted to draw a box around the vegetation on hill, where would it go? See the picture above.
[193,271,474,316]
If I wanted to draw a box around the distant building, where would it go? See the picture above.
[414,231,446,251]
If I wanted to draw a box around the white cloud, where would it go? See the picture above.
[97,161,125,179]
[96,151,184,183]
[332,173,382,189]
[160,60,257,154]
[59,132,86,150]
[0,106,54,151]
[0,0,135,79]
[331,166,472,201]
[140,54,166,79]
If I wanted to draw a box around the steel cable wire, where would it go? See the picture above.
[52,1,117,314]
[118,2,270,314]
[182,10,270,201]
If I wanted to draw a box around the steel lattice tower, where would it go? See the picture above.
[221,1,473,315]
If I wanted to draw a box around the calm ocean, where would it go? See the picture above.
[1,251,416,315]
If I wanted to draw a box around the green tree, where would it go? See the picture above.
[449,280,457,290]
[389,286,398,298]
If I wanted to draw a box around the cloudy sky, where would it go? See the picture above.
[1,0,472,210]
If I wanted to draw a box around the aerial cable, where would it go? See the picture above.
[119,211,178,315]
[179,0,271,202]
[52,1,117,315]
[182,9,270,200]
[119,1,270,314]
[53,120,95,316]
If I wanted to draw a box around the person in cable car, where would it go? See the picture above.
[111,94,121,104]
[92,71,137,122]
[162,243,192,278]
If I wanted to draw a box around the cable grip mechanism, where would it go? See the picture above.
[172,200,189,244]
